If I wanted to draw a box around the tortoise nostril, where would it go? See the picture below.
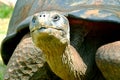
[52,14,60,22]
[32,16,37,23]
[43,15,45,17]
[40,14,45,17]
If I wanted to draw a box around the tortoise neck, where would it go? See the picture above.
[62,45,87,79]
[44,43,87,80]
[34,33,87,79]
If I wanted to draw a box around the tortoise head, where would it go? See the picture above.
[29,11,70,45]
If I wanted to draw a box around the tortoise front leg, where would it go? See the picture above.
[96,41,120,80]
[4,33,61,80]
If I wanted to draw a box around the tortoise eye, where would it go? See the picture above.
[32,16,37,23]
[52,14,60,22]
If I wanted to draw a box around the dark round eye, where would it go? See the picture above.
[52,15,60,22]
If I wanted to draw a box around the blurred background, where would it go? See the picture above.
[0,0,16,79]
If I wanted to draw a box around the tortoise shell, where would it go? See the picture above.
[1,0,120,64]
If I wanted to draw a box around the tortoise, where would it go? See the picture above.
[1,0,120,80]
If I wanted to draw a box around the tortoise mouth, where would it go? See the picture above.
[38,27,64,33]
[30,26,64,33]
[31,26,68,41]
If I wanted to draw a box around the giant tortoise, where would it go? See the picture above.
[1,0,120,80]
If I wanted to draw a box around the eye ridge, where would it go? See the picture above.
[32,16,37,23]
[53,14,60,22]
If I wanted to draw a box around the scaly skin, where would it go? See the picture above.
[4,33,61,80]
[30,11,88,80]
[32,32,87,80]
[96,41,120,80]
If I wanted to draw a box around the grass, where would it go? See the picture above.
[0,18,9,80]
[0,3,13,80]
[0,4,13,18]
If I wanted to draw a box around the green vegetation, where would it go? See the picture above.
[0,4,13,18]
[0,3,13,80]
[0,62,6,80]
[0,25,7,80]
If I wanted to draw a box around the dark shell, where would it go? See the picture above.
[1,0,120,64]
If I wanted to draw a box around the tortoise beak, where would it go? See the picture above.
[29,15,48,33]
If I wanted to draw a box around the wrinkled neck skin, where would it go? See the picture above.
[33,32,87,80]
